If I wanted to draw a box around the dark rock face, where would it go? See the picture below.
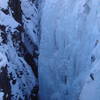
[0,66,11,100]
[24,52,38,78]
[8,0,22,23]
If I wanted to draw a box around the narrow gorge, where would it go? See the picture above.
[0,0,100,100]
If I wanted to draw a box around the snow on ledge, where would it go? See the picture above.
[0,0,9,9]
[0,11,19,29]
[0,52,7,67]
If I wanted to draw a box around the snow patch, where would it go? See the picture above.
[0,0,8,9]
[0,92,4,100]
[0,52,7,67]
[0,11,19,29]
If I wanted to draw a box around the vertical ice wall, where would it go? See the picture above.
[39,0,100,100]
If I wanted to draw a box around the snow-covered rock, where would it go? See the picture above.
[0,0,39,99]
[1,0,100,100]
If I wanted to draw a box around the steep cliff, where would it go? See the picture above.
[39,0,100,100]
[1,0,100,100]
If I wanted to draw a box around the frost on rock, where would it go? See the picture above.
[1,0,100,100]
[0,0,39,99]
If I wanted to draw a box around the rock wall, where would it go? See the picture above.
[0,0,39,99]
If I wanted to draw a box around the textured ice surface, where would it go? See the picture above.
[39,0,100,100]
